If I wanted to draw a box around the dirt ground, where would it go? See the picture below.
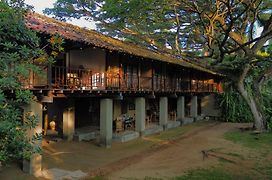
[102,122,253,179]
[1,121,264,180]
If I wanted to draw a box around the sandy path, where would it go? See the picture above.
[0,121,251,180]
[105,122,250,179]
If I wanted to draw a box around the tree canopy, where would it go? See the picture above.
[0,1,62,165]
[45,1,271,58]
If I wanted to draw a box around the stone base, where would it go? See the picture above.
[99,138,112,148]
[166,121,181,130]
[46,130,58,136]
[181,117,194,125]
[73,126,99,141]
[22,154,42,176]
[74,131,98,141]
[41,168,87,179]
[142,125,163,136]
[113,131,139,143]
[63,135,74,141]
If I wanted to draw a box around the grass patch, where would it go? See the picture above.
[155,127,185,141]
[175,168,251,180]
[260,163,272,179]
[255,162,272,179]
[152,120,215,142]
[224,130,272,149]
[225,152,243,158]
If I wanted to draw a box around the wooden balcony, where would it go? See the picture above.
[24,65,222,93]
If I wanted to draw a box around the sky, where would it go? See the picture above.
[24,0,96,29]
[24,0,265,40]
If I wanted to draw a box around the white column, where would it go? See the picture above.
[22,101,43,176]
[177,96,185,121]
[190,96,198,118]
[63,105,75,141]
[159,97,168,128]
[135,97,145,134]
[100,98,113,148]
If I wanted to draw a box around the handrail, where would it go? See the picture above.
[26,65,222,93]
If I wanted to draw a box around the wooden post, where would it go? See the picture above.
[119,63,123,90]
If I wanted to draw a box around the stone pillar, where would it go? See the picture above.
[159,97,168,128]
[190,96,198,118]
[100,98,113,148]
[63,104,75,141]
[135,97,145,134]
[22,101,43,176]
[177,96,185,121]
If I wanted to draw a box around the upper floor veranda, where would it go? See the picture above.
[23,48,223,94]
[23,13,223,95]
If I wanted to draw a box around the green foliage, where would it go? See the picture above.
[45,1,272,57]
[44,0,206,53]
[262,80,272,131]
[0,1,44,165]
[220,86,253,123]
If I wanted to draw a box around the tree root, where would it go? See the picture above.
[201,150,237,164]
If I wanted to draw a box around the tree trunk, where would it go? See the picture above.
[237,65,266,131]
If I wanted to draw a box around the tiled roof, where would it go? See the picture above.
[25,12,220,75]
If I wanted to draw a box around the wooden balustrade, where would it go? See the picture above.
[26,65,222,93]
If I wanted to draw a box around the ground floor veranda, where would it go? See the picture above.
[2,122,259,179]
[21,92,221,175]
[45,93,220,141]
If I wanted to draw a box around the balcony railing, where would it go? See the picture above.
[25,65,222,93]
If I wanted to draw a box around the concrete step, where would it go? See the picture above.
[182,117,194,125]
[74,131,98,141]
[41,168,87,179]
[142,125,163,136]
[166,121,181,130]
[113,131,139,143]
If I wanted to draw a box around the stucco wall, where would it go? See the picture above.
[69,48,106,72]
[113,99,136,119]
[113,100,122,120]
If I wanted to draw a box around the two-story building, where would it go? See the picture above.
[22,13,223,175]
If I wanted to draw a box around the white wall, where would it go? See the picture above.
[69,48,106,72]
[113,100,122,120]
